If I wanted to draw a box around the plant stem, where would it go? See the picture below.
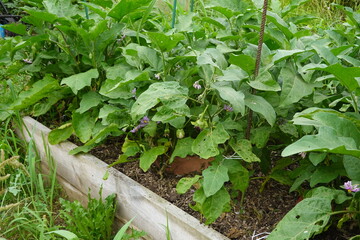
[350,92,359,114]
[245,0,268,140]
[171,0,178,28]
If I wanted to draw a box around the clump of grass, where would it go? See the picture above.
[280,0,360,27]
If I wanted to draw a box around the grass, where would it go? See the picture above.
[279,0,360,27]
[0,117,63,239]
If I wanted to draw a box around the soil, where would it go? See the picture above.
[89,138,300,240]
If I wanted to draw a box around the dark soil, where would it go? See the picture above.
[89,138,300,240]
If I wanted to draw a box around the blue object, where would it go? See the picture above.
[0,25,5,38]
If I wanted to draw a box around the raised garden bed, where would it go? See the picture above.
[17,116,229,240]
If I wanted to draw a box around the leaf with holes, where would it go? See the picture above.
[267,197,332,240]
[192,124,230,159]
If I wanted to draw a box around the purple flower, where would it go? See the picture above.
[193,81,201,90]
[130,116,150,133]
[223,105,233,112]
[154,73,161,80]
[23,59,32,64]
[344,181,360,193]
[131,88,137,94]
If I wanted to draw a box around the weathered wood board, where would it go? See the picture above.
[17,116,229,240]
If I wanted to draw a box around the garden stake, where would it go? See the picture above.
[190,0,195,12]
[245,0,269,140]
[83,0,89,19]
[171,0,178,28]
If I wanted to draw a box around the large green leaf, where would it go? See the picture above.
[192,124,230,159]
[228,54,255,75]
[312,64,360,92]
[77,92,103,114]
[137,46,163,71]
[279,67,314,107]
[272,49,304,64]
[11,76,60,110]
[169,137,194,163]
[343,156,360,181]
[43,0,79,19]
[245,93,276,126]
[48,123,74,145]
[108,0,152,21]
[147,32,185,52]
[268,198,331,239]
[223,159,249,192]
[283,108,360,157]
[131,82,188,120]
[61,69,99,94]
[248,70,281,92]
[72,111,97,143]
[202,163,229,197]
[267,11,293,39]
[212,83,245,115]
[140,146,166,172]
[192,187,231,224]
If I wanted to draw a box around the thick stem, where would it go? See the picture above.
[245,0,268,140]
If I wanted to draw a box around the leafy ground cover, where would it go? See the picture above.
[1,0,360,239]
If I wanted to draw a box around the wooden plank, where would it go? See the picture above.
[18,117,229,240]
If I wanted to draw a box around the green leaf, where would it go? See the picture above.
[268,197,331,239]
[113,218,135,240]
[192,124,230,159]
[272,49,304,64]
[283,127,360,158]
[250,126,272,148]
[61,69,99,94]
[69,124,122,155]
[245,93,276,126]
[309,165,339,187]
[202,187,231,224]
[72,111,96,143]
[249,70,281,92]
[122,138,141,156]
[12,76,60,110]
[223,159,249,192]
[279,67,314,107]
[176,175,201,194]
[343,156,360,181]
[228,54,255,75]
[47,230,79,240]
[43,0,79,18]
[147,32,185,52]
[267,11,293,39]
[48,123,74,145]
[131,82,188,120]
[308,152,326,166]
[143,121,157,137]
[312,64,360,92]
[212,83,245,115]
[229,139,261,163]
[170,137,194,163]
[137,46,163,71]
[306,186,350,205]
[140,146,166,172]
[282,108,360,158]
[108,0,152,21]
[202,163,229,197]
[77,92,103,114]
[2,23,27,35]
